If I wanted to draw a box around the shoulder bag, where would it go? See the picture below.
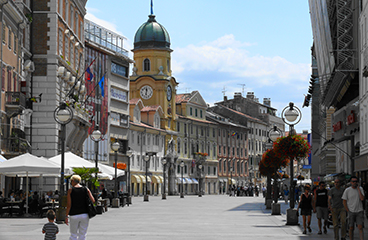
[85,187,97,219]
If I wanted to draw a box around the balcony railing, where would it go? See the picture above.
[1,136,30,154]
[5,92,26,108]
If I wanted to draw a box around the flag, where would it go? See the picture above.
[232,132,237,136]
[86,67,93,81]
[98,75,105,97]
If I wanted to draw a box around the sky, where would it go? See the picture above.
[85,0,313,133]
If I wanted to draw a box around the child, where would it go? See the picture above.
[42,210,59,240]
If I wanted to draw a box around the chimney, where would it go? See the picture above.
[263,98,271,106]
[246,92,254,100]
[224,96,227,101]
[234,92,242,99]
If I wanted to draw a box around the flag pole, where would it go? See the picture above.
[84,71,107,105]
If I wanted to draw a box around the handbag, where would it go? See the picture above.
[85,187,97,219]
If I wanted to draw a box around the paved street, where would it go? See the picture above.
[0,195,367,240]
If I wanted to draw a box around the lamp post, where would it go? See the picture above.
[144,155,150,202]
[267,126,283,214]
[198,164,202,197]
[180,161,184,198]
[90,126,102,194]
[281,102,302,225]
[230,167,233,196]
[111,141,120,208]
[162,158,167,200]
[126,149,133,204]
[53,102,73,222]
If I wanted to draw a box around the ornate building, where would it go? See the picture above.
[129,12,179,195]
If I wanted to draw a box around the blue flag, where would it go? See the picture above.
[86,67,93,81]
[98,75,105,97]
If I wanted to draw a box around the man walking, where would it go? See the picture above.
[342,176,365,240]
[328,178,346,240]
[314,181,329,234]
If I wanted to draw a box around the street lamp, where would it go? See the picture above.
[54,102,73,223]
[230,166,233,196]
[90,125,102,194]
[126,149,133,204]
[144,155,150,202]
[198,164,202,197]
[281,102,302,225]
[180,161,184,198]
[162,158,167,200]
[111,141,120,208]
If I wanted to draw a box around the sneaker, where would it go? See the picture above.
[323,226,327,234]
[318,231,322,235]
[307,226,312,232]
[303,230,307,234]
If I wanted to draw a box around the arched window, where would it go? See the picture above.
[143,58,150,71]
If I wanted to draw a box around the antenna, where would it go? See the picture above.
[150,0,154,15]
[222,87,226,97]
[238,84,246,96]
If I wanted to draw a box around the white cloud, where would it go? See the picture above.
[172,34,310,87]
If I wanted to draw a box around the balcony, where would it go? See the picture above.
[1,136,30,156]
[5,92,26,109]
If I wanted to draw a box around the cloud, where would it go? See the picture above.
[85,11,122,36]
[172,34,310,87]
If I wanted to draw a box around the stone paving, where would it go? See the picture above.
[0,195,367,240]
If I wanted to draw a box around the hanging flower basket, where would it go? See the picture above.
[194,152,208,157]
[258,149,289,177]
[273,135,311,161]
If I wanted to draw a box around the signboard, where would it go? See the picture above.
[303,165,312,169]
[111,62,127,77]
[111,88,127,102]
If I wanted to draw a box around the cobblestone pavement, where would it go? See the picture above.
[0,195,367,240]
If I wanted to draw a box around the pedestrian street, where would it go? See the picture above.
[4,194,366,240]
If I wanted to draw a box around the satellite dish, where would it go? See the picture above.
[24,60,35,73]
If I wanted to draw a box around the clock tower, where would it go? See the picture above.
[129,14,178,132]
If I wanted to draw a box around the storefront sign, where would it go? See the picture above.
[347,110,355,125]
[333,121,342,132]
[111,88,127,102]
[111,62,127,77]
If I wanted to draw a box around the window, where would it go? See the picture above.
[64,35,69,60]
[190,107,193,115]
[8,28,11,49]
[195,109,198,117]
[75,13,79,36]
[184,165,187,174]
[2,67,4,90]
[184,142,187,154]
[214,167,217,175]
[143,58,150,71]
[184,123,187,134]
[219,160,222,172]
[177,122,180,132]
[191,125,193,134]
[70,42,74,66]
[131,155,135,167]
[207,143,210,155]
[201,127,204,136]
[167,59,170,72]
[213,128,215,137]
[2,24,6,44]
[58,29,63,54]
[58,0,63,17]
[75,48,79,69]
[177,139,181,154]
[213,145,216,157]
[7,69,11,91]
[13,36,16,54]
[208,166,211,175]
[200,110,203,118]
[177,165,180,174]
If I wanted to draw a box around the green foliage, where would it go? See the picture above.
[72,167,100,188]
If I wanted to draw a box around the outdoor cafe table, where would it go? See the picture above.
[4,201,23,216]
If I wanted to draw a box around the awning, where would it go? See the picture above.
[191,178,199,184]
[131,174,141,183]
[139,174,151,183]
[158,176,164,183]
[228,178,236,185]
[324,173,340,182]
[151,175,161,183]
[178,177,187,184]
[219,179,224,183]
[185,178,192,184]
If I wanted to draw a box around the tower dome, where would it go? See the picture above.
[134,15,171,50]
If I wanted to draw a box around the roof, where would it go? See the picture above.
[130,121,167,133]
[176,93,192,104]
[134,15,171,50]
[218,104,267,125]
[141,105,161,112]
[177,115,217,125]
[129,98,141,105]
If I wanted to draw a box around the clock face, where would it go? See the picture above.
[140,85,153,99]
[167,85,172,101]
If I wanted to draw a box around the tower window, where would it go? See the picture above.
[143,58,150,71]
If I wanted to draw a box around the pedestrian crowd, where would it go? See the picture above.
[294,176,366,240]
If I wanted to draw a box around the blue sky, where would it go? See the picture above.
[86,0,313,132]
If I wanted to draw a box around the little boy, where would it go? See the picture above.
[42,210,59,240]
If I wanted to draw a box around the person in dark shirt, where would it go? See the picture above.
[314,181,329,234]
[65,175,95,240]
[42,209,59,240]
[297,185,314,234]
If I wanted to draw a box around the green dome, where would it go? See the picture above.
[134,15,171,50]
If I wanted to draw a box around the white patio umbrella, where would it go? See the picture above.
[0,153,61,214]
[48,152,115,179]
[98,163,125,178]
[0,154,7,163]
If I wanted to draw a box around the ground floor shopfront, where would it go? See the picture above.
[131,174,163,196]
[355,153,368,183]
